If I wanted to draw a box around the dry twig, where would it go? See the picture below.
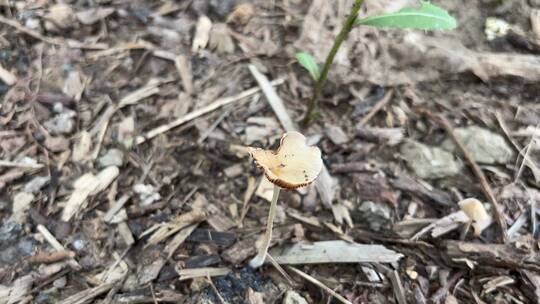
[287,266,352,304]
[358,90,394,127]
[135,78,285,145]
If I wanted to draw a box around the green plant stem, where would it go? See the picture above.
[302,0,365,127]
[249,185,281,268]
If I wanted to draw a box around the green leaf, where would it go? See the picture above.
[295,52,320,81]
[356,1,457,30]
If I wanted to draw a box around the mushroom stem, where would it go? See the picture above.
[249,184,281,268]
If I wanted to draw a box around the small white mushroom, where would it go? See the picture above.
[248,131,323,268]
[458,198,492,236]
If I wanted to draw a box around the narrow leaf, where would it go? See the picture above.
[295,52,320,81]
[357,1,456,30]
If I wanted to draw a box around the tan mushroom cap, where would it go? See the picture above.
[248,131,323,189]
[458,198,492,236]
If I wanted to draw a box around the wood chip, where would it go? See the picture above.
[224,163,244,178]
[483,276,515,294]
[72,131,92,163]
[145,210,206,246]
[187,229,236,247]
[192,15,212,53]
[176,267,230,281]
[0,63,17,86]
[118,79,161,108]
[117,222,135,246]
[94,252,129,284]
[531,10,540,40]
[391,174,453,207]
[324,124,349,145]
[165,223,199,259]
[270,240,403,264]
[174,54,194,95]
[5,274,33,304]
[61,166,119,221]
[410,211,470,240]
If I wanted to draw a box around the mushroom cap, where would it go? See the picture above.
[248,131,323,189]
[458,198,492,236]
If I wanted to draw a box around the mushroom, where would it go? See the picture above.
[458,198,492,236]
[247,131,323,268]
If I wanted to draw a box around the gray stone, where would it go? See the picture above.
[35,292,53,304]
[0,221,22,243]
[17,237,36,256]
[72,235,87,252]
[53,276,67,288]
[44,111,76,134]
[283,290,308,304]
[98,148,124,168]
[0,245,19,264]
[357,201,393,232]
[401,140,461,179]
[0,236,35,264]
[133,184,161,206]
[442,126,513,164]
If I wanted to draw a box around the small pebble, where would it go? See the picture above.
[98,149,124,168]
[53,276,67,288]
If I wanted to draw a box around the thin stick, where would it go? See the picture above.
[207,276,228,304]
[149,283,158,304]
[37,224,81,270]
[249,185,280,268]
[249,65,296,132]
[287,266,353,304]
[358,90,393,126]
[302,0,365,126]
[495,112,540,182]
[419,109,508,243]
[265,253,295,286]
[136,78,285,145]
